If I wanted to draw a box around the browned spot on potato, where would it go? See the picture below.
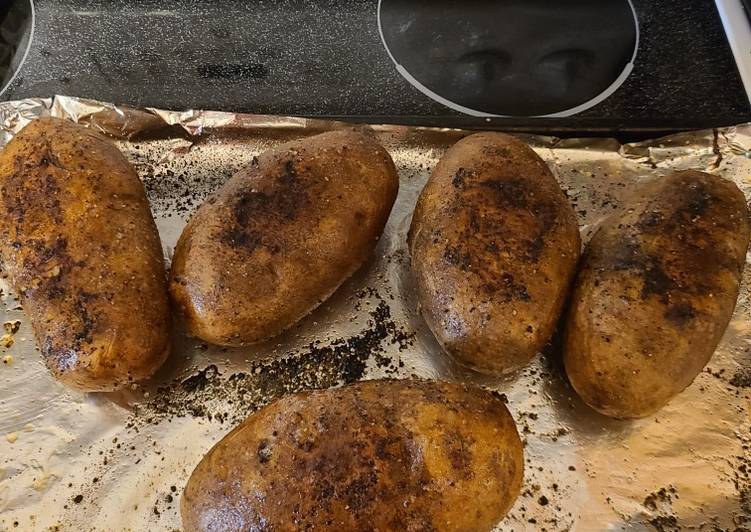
[444,430,475,480]
[664,302,695,327]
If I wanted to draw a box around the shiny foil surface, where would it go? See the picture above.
[0,96,749,531]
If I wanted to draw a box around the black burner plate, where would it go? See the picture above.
[379,0,638,117]
[1,0,748,134]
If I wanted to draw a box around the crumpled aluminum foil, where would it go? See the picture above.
[0,95,749,531]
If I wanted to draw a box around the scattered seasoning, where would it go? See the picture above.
[72,495,83,504]
[648,515,679,531]
[643,486,677,512]
[3,321,20,334]
[0,334,14,348]
[131,298,414,426]
[641,486,680,530]
[730,369,751,388]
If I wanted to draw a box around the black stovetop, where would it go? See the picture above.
[1,0,749,135]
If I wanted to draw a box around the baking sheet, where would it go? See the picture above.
[0,95,749,531]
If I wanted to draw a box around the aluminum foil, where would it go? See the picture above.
[0,95,749,531]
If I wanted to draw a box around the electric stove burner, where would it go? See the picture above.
[378,0,639,117]
[2,0,749,133]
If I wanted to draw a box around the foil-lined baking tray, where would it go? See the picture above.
[0,96,749,531]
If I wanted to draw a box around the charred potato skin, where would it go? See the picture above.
[0,117,171,391]
[409,132,581,375]
[564,171,751,419]
[169,130,399,346]
[181,379,523,532]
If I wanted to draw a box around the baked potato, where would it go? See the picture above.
[0,117,171,391]
[169,130,398,346]
[409,132,580,375]
[181,378,523,531]
[564,170,750,419]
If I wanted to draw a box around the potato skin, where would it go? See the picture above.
[0,117,170,391]
[169,130,398,346]
[181,379,523,532]
[409,133,580,375]
[564,171,751,419]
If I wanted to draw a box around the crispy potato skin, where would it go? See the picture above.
[181,379,523,532]
[409,133,580,375]
[564,171,751,419]
[169,130,398,346]
[0,117,170,391]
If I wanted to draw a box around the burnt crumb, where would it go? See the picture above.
[490,390,509,404]
[498,272,531,301]
[258,439,272,463]
[452,167,470,188]
[71,295,97,348]
[538,495,549,506]
[642,486,679,529]
[342,471,379,512]
[133,298,414,425]
[296,439,314,452]
[636,210,663,229]
[643,487,675,511]
[443,245,471,271]
[648,515,678,531]
[72,494,83,504]
[730,370,751,388]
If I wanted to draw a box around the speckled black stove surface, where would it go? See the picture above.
[3,0,750,133]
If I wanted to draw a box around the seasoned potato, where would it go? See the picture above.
[181,379,523,531]
[564,170,750,419]
[0,117,170,391]
[409,132,580,375]
[169,130,398,346]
